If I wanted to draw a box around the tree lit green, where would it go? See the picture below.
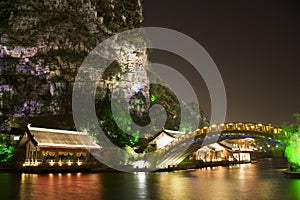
[0,142,14,162]
[282,113,300,171]
[285,134,300,167]
[151,94,156,102]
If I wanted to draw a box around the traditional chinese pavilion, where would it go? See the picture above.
[148,130,185,149]
[17,125,101,167]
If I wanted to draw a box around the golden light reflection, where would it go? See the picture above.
[19,173,103,200]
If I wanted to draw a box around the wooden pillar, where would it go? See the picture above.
[73,149,77,162]
[35,147,37,163]
[26,143,29,161]
[85,150,89,162]
[55,149,59,162]
[31,149,34,163]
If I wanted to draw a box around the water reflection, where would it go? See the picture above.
[1,158,299,200]
[289,179,300,199]
[19,173,102,200]
[0,173,21,200]
[134,172,147,199]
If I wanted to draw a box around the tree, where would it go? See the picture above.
[0,134,15,163]
[281,113,300,171]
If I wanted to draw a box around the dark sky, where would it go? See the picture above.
[142,0,300,126]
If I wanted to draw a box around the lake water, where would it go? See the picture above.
[1,158,299,200]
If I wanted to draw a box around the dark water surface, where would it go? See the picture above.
[1,158,299,200]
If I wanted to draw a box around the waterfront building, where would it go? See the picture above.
[193,143,234,162]
[193,138,256,162]
[148,129,185,149]
[16,125,101,167]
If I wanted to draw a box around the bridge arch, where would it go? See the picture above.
[155,122,283,168]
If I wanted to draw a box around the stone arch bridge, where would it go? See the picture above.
[155,122,283,168]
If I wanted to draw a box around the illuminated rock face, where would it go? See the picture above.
[4,0,143,51]
[114,47,150,113]
[0,0,146,128]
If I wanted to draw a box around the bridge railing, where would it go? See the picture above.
[193,122,282,137]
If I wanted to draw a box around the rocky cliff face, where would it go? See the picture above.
[0,0,148,129]
[2,0,143,50]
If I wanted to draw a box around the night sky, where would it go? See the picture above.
[142,0,300,125]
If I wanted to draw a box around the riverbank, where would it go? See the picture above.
[0,162,18,172]
[19,165,118,174]
[283,170,300,178]
[156,160,254,172]
[0,162,118,173]
[0,160,257,173]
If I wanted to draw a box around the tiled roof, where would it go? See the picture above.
[25,125,101,149]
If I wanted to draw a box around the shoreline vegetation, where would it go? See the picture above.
[283,169,300,178]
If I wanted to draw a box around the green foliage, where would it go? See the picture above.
[149,83,181,130]
[149,83,208,132]
[0,142,15,162]
[271,145,285,157]
[91,61,208,153]
[281,114,300,168]
[94,83,207,153]
[285,133,300,166]
[179,102,208,132]
[150,94,156,102]
[95,89,141,149]
[0,145,14,162]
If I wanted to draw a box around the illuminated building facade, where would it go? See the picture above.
[17,125,101,167]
